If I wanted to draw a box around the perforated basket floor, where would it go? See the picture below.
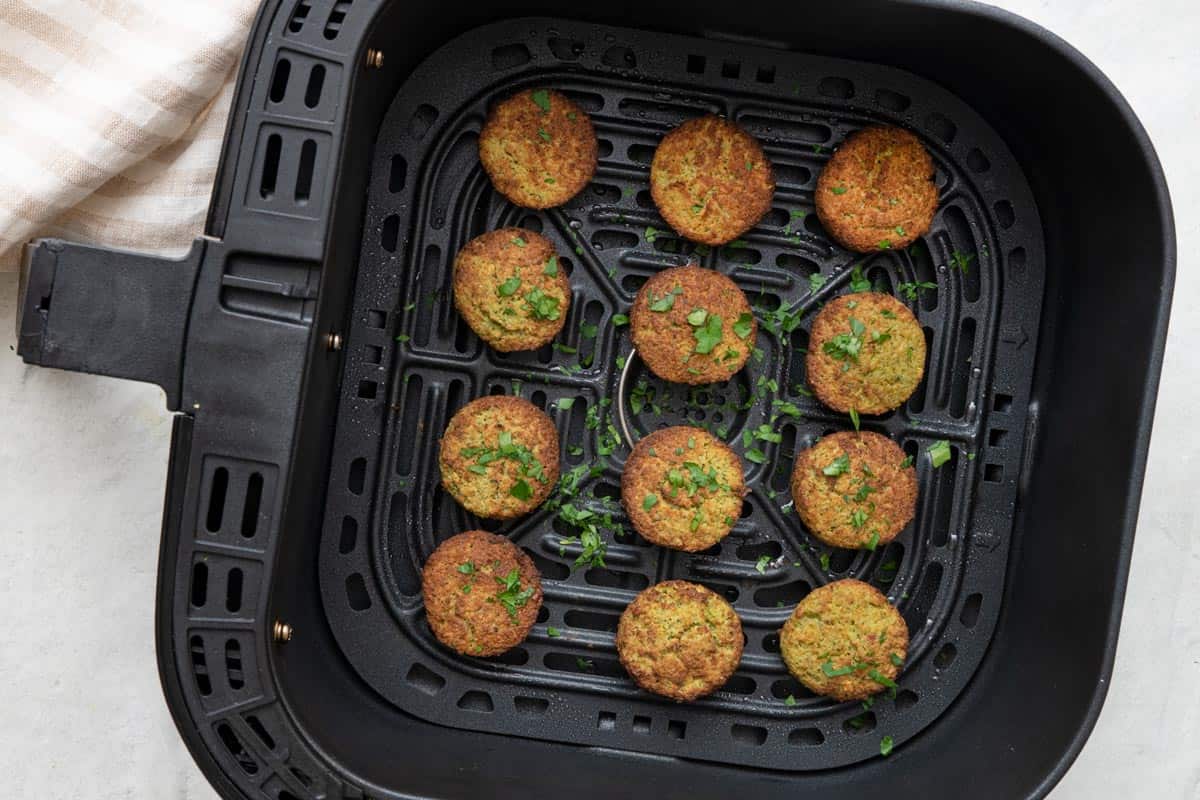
[320,17,1044,769]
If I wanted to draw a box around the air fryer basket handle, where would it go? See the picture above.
[16,238,205,410]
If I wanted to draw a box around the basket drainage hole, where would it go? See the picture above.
[598,711,617,731]
[190,562,208,607]
[894,689,918,711]
[818,76,854,99]
[686,54,705,73]
[515,696,549,715]
[721,60,741,79]
[457,691,494,712]
[633,715,652,735]
[289,766,312,788]
[788,728,824,747]
[206,467,228,532]
[988,428,1008,446]
[225,639,244,690]
[935,642,958,669]
[756,65,776,84]
[245,715,274,751]
[216,723,257,775]
[844,711,876,735]
[993,393,1013,413]
[345,572,371,611]
[667,720,687,739]
[731,724,767,746]
[190,635,211,696]
[984,464,1004,483]
[491,43,531,70]
[225,568,243,613]
[405,663,445,695]
[960,593,983,628]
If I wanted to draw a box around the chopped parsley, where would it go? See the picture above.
[497,276,522,296]
[819,552,831,571]
[849,408,861,431]
[556,397,575,411]
[809,273,828,292]
[692,313,724,354]
[644,226,660,243]
[732,312,754,339]
[580,322,598,339]
[880,736,894,757]
[510,479,534,500]
[865,531,881,551]
[642,493,658,511]
[530,89,551,113]
[900,455,914,469]
[524,288,561,321]
[537,128,551,143]
[648,285,682,312]
[576,657,594,671]
[889,653,903,667]
[784,694,798,707]
[511,236,526,247]
[950,250,975,274]
[897,280,937,301]
[547,626,562,637]
[849,264,872,293]
[457,561,476,575]
[494,568,535,621]
[687,308,708,326]
[395,333,410,343]
[755,554,771,574]
[612,314,629,326]
[821,661,868,678]
[928,439,952,468]
[543,255,558,276]
[460,430,549,495]
[831,185,848,195]
[823,318,865,364]
[823,454,851,476]
[745,448,767,464]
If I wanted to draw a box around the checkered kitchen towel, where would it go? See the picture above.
[0,0,260,273]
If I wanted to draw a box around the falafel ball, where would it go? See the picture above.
[452,228,571,352]
[439,396,560,520]
[422,530,543,657]
[630,264,757,385]
[806,292,926,415]
[790,430,916,550]
[616,580,744,701]
[622,426,746,552]
[478,88,597,209]
[650,115,775,246]
[779,579,908,702]
[815,126,937,253]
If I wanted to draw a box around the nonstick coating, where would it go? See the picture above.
[319,16,1044,770]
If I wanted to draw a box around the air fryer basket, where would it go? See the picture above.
[14,1,1174,799]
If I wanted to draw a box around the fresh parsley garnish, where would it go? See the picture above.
[644,226,660,243]
[880,736,894,757]
[511,236,526,247]
[821,661,868,678]
[510,479,534,500]
[928,439,952,468]
[823,318,865,364]
[692,313,723,354]
[556,397,575,411]
[732,312,754,339]
[849,408,861,430]
[457,561,476,575]
[900,455,914,469]
[543,255,558,276]
[612,313,629,326]
[648,285,682,312]
[889,653,903,667]
[823,454,850,476]
[896,280,937,301]
[530,89,551,113]
[755,554,771,574]
[849,264,872,293]
[642,493,658,511]
[547,626,562,637]
[950,250,975,274]
[819,552,831,571]
[784,694,798,707]
[687,308,708,326]
[497,276,522,296]
[524,288,561,321]
[745,448,767,464]
[809,273,828,292]
[831,185,848,195]
[494,569,535,621]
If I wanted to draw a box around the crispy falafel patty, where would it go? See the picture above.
[650,115,775,246]
[806,292,926,415]
[478,88,597,209]
[453,228,571,352]
[439,396,560,520]
[616,580,744,701]
[422,530,543,656]
[815,125,937,253]
[779,579,908,702]
[622,427,746,552]
[629,264,757,385]
[791,430,916,550]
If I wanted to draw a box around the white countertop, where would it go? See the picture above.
[1,0,1195,796]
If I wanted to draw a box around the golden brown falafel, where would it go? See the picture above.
[650,115,775,246]
[452,228,571,352]
[629,264,757,385]
[422,530,543,657]
[806,292,926,415]
[621,427,746,552]
[815,126,937,253]
[439,396,560,520]
[779,579,908,702]
[616,580,744,701]
[790,430,916,550]
[478,88,597,209]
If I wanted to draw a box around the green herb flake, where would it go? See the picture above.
[896,281,938,301]
[849,408,861,431]
[403,301,417,311]
[395,333,411,343]
[643,493,658,511]
[831,185,849,195]
[821,661,866,678]
[784,694,798,707]
[819,552,831,571]
[755,554,771,574]
[524,288,562,321]
[576,657,594,671]
[648,285,682,312]
[849,264,872,293]
[495,568,535,621]
[537,128,551,143]
[733,312,754,339]
[530,89,551,113]
[547,626,562,637]
[543,255,559,276]
[928,439,952,468]
[612,313,629,326]
[692,314,724,354]
[497,276,522,296]
[644,226,660,243]
[457,561,476,575]
[687,308,709,326]
[865,531,880,551]
[580,322,599,339]
[557,397,575,411]
[890,653,903,667]
[951,250,975,274]
[809,273,828,292]
[880,736,894,757]
[511,236,526,248]
[823,454,850,476]
[510,479,534,500]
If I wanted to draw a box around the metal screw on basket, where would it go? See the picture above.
[325,332,343,352]
[272,620,293,643]
[365,48,384,69]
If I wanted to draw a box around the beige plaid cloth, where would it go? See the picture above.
[0,0,260,273]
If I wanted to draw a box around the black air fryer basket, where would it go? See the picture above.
[15,1,1174,798]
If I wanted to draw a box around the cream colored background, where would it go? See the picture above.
[0,0,1196,797]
